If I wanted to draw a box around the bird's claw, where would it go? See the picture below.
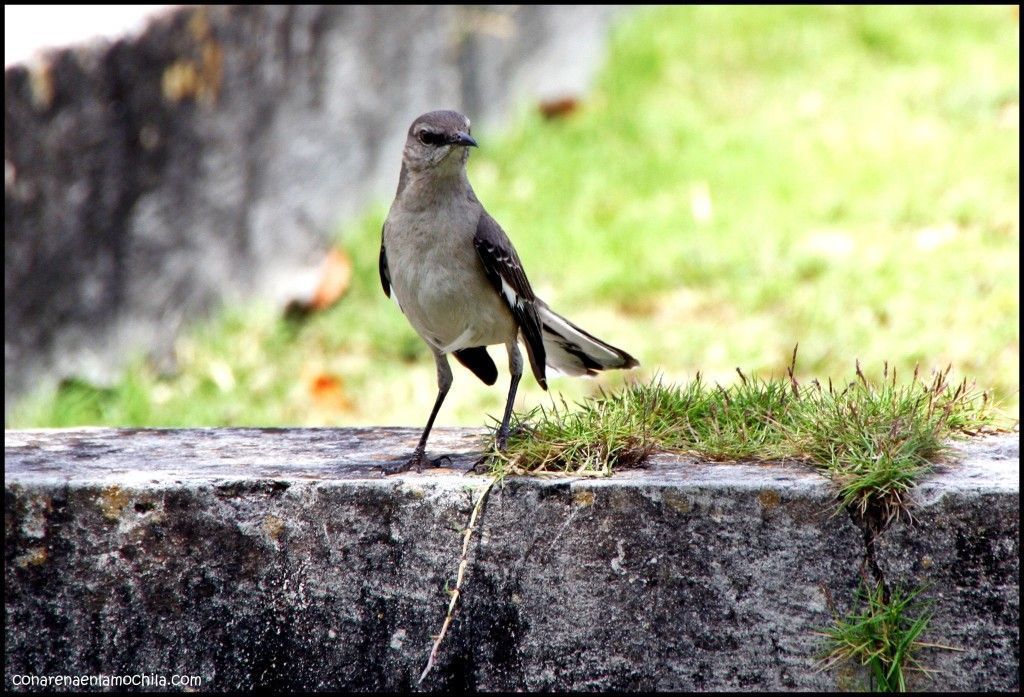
[382,451,451,475]
[466,455,493,475]
[463,427,508,474]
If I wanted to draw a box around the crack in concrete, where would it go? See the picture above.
[847,503,891,599]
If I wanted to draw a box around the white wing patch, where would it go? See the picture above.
[500,277,524,310]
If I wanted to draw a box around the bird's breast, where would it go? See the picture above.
[384,206,515,353]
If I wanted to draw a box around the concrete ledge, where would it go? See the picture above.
[4,429,1019,691]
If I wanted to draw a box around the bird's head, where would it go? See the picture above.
[403,110,477,173]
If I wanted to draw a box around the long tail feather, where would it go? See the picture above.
[537,305,639,377]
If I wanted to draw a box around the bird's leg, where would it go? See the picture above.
[384,352,452,474]
[468,341,522,475]
[496,340,523,451]
[469,341,523,475]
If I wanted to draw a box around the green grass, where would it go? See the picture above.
[484,357,1000,519]
[9,5,1019,429]
[819,582,946,692]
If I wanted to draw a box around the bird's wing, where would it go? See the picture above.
[453,346,498,386]
[378,223,391,298]
[473,212,548,389]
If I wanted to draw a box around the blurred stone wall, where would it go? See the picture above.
[4,5,624,409]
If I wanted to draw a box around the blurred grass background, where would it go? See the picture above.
[10,5,1019,429]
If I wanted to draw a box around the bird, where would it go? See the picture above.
[379,109,638,472]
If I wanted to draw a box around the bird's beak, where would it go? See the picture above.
[450,132,478,148]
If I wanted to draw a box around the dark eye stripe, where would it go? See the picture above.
[418,131,447,146]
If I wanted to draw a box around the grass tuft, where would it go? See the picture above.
[483,356,1002,518]
[487,393,657,476]
[798,363,992,524]
[818,582,954,692]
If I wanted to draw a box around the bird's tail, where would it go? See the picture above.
[537,304,639,378]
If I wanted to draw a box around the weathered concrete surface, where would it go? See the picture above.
[4,429,1018,691]
[875,435,1020,692]
[4,5,625,406]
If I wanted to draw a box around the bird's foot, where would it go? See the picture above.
[494,419,533,452]
[495,426,510,452]
[465,427,509,475]
[466,456,492,475]
[382,450,451,475]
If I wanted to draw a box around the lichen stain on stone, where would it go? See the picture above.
[389,628,407,651]
[573,490,595,507]
[834,662,869,691]
[28,59,55,111]
[758,490,781,510]
[18,494,51,539]
[402,485,427,500]
[663,490,692,514]
[162,7,223,105]
[188,6,211,41]
[262,515,286,541]
[15,546,48,568]
[162,61,200,102]
[99,486,131,522]
[604,488,636,511]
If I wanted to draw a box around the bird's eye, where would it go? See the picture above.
[418,131,446,146]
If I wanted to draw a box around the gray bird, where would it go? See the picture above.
[379,109,638,472]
